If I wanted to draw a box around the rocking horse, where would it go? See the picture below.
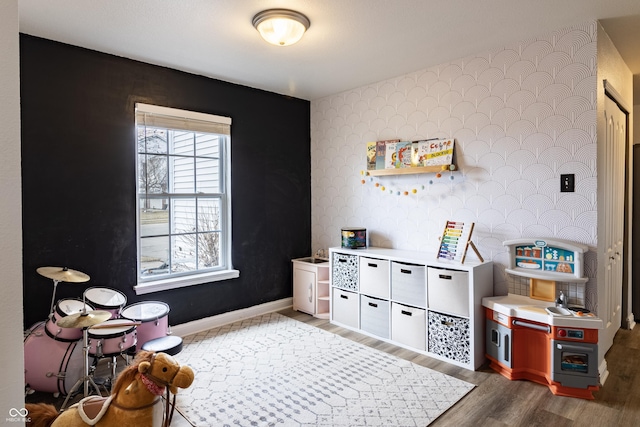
[26,351,194,427]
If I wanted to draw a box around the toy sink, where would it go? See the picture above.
[295,257,328,264]
[545,306,572,316]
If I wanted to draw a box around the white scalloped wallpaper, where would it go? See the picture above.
[311,21,599,307]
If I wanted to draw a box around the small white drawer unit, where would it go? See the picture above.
[330,247,493,370]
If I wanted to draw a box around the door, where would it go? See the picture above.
[293,268,315,315]
[599,95,626,358]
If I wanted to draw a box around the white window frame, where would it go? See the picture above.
[134,103,238,295]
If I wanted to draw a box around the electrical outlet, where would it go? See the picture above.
[561,174,575,192]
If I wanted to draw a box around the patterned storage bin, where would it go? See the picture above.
[331,252,359,291]
[427,311,470,364]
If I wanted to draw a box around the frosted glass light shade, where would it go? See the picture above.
[252,9,310,46]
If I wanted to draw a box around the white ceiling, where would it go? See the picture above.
[18,0,640,102]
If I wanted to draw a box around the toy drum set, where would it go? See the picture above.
[23,266,171,402]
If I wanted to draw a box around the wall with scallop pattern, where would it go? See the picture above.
[311,21,601,307]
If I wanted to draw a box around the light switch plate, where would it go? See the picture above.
[561,174,575,192]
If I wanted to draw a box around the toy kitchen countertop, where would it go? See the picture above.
[482,293,604,329]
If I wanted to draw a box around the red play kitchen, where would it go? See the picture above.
[482,239,603,400]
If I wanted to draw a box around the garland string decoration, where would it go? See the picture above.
[360,164,457,196]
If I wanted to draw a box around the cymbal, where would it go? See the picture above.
[37,266,90,283]
[56,310,112,329]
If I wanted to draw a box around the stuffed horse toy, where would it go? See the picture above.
[26,351,194,427]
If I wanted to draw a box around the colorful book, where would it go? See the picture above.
[423,138,454,166]
[366,142,377,170]
[375,141,386,170]
[411,141,420,167]
[396,141,413,168]
[385,141,398,169]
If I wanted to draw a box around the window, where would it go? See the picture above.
[134,103,237,294]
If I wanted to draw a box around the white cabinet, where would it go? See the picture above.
[292,258,330,319]
[330,247,493,370]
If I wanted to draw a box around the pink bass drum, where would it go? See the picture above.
[87,319,137,357]
[121,301,170,350]
[84,287,127,319]
[24,321,83,395]
[45,298,94,342]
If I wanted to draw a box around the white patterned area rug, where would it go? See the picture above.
[174,312,474,426]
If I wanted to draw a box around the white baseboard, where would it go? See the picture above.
[599,358,609,386]
[626,313,636,330]
[170,298,293,337]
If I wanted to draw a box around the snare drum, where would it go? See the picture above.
[121,302,170,349]
[84,287,127,319]
[24,321,83,395]
[45,298,95,342]
[87,319,137,357]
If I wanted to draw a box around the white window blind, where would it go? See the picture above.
[135,103,231,135]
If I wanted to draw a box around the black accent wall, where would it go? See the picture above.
[20,34,311,328]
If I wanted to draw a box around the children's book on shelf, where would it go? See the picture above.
[384,141,398,169]
[366,142,377,170]
[424,138,454,166]
[375,141,386,170]
[396,141,413,168]
[369,139,400,170]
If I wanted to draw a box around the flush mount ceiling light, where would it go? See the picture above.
[252,9,310,46]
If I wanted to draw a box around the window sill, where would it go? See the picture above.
[134,269,240,295]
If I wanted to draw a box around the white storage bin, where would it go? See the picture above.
[360,295,390,338]
[391,303,426,350]
[332,288,359,328]
[391,262,426,308]
[359,257,390,299]
[427,267,470,317]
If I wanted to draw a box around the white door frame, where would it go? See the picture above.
[598,81,632,384]
[604,81,634,331]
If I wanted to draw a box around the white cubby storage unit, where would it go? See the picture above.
[329,247,493,370]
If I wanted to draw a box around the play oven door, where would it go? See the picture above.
[551,340,598,388]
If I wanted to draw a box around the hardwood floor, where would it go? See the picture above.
[278,308,640,427]
[26,309,640,426]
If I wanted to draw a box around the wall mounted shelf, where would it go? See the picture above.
[368,164,456,177]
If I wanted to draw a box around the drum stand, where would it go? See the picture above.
[47,279,61,319]
[91,353,125,392]
[60,326,101,411]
